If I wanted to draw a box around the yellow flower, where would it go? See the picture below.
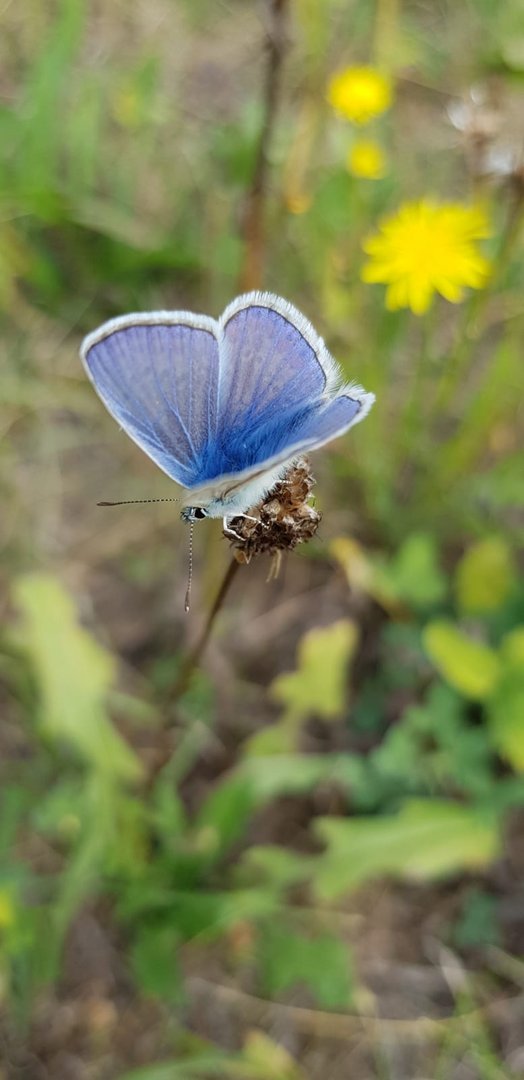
[347,139,387,179]
[361,199,491,314]
[327,66,393,125]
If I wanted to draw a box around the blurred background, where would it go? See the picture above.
[1,1,524,1077]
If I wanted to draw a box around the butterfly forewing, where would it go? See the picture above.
[82,316,220,488]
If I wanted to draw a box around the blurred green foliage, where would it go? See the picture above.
[2,531,523,1042]
[1,0,523,1076]
[15,573,142,779]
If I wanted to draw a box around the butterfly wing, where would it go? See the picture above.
[81,313,220,488]
[218,292,341,425]
[81,294,374,503]
[185,292,374,491]
[187,391,372,511]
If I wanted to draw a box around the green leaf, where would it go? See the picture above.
[241,754,366,804]
[370,683,494,799]
[423,620,500,700]
[135,889,278,942]
[455,538,516,614]
[37,776,124,986]
[260,923,354,1009]
[243,720,299,756]
[239,846,314,892]
[14,573,141,781]
[314,800,499,900]
[195,772,256,858]
[131,925,181,1002]
[151,778,187,843]
[16,0,85,192]
[194,754,366,854]
[500,627,524,670]
[270,620,358,721]
[487,672,524,772]
[389,533,447,607]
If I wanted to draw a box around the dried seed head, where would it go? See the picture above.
[481,146,524,193]
[447,87,500,145]
[225,457,322,564]
[447,85,524,191]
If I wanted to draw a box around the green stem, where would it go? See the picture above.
[403,309,433,437]
[390,308,434,471]
[434,187,524,414]
[144,557,241,788]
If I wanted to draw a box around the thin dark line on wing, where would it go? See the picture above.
[339,392,363,408]
[84,321,217,357]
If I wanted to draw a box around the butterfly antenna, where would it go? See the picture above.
[185,521,194,614]
[97,497,180,506]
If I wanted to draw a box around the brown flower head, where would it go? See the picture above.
[225,457,322,565]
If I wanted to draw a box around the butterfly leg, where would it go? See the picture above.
[222,512,268,540]
[222,516,244,542]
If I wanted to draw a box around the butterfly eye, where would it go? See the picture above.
[181,506,208,522]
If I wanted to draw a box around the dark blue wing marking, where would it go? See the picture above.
[189,394,363,485]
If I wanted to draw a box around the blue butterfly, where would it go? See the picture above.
[81,292,375,530]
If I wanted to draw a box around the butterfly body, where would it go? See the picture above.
[81,292,375,520]
[181,461,294,522]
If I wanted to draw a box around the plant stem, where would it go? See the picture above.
[396,307,434,457]
[434,186,524,414]
[374,0,400,69]
[238,0,290,291]
[170,557,241,703]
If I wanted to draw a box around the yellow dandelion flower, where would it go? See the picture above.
[361,199,492,314]
[327,66,393,125]
[347,139,387,179]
